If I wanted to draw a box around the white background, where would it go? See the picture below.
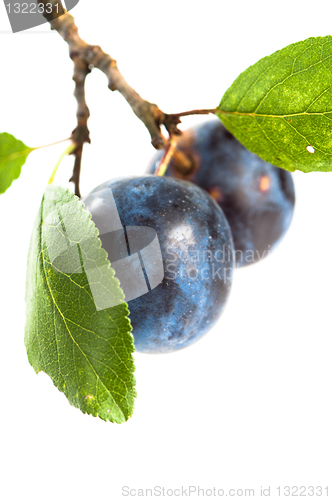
[0,1,332,499]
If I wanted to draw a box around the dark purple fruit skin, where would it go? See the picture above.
[147,119,295,267]
[82,176,234,354]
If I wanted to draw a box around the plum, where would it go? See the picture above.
[147,119,295,267]
[82,175,234,353]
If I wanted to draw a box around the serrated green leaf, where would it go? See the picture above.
[0,132,34,194]
[25,185,136,423]
[217,36,332,172]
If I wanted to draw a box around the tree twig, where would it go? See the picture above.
[37,2,218,147]
[69,147,83,198]
[37,1,167,149]
[69,57,91,197]
[36,0,220,195]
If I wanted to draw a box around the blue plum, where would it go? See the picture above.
[147,119,295,267]
[82,175,234,353]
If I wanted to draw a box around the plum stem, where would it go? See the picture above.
[155,136,179,177]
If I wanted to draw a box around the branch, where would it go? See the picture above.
[69,57,91,197]
[37,1,165,148]
[37,1,218,152]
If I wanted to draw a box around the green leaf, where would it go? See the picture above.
[25,186,136,423]
[0,132,34,194]
[217,36,332,172]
